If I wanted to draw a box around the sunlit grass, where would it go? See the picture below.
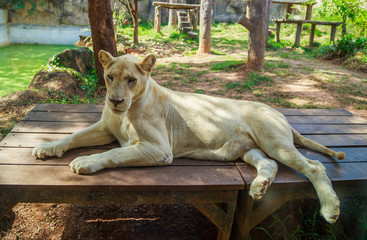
[0,44,76,97]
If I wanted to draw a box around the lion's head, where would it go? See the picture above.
[98,50,156,114]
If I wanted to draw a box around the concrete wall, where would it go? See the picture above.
[9,24,90,45]
[0,9,9,46]
[1,0,90,46]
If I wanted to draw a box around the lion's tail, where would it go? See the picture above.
[291,127,346,160]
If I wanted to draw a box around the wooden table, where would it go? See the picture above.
[1,104,367,239]
[0,104,243,240]
[273,19,343,47]
[272,0,316,20]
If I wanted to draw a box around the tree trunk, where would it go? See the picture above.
[88,0,117,86]
[197,0,212,54]
[132,0,139,43]
[168,0,177,28]
[238,0,271,70]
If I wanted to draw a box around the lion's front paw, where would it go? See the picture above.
[69,154,104,174]
[32,140,69,158]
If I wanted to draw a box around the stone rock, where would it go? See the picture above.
[9,0,89,26]
[49,47,93,76]
[29,70,82,98]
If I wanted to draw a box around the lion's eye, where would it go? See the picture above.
[107,75,113,81]
[128,78,137,84]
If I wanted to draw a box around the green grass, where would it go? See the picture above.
[224,72,273,92]
[0,44,77,97]
[211,60,244,71]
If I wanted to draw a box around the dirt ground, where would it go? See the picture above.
[1,45,367,240]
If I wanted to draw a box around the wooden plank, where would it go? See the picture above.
[292,124,367,135]
[0,133,118,148]
[23,111,101,122]
[23,110,365,124]
[3,130,367,151]
[272,0,313,4]
[273,19,342,26]
[237,162,367,188]
[34,105,351,116]
[0,165,244,191]
[32,104,104,113]
[304,20,342,26]
[0,147,234,166]
[297,147,367,163]
[304,134,367,147]
[152,2,200,9]
[286,115,367,124]
[277,108,352,116]
[12,121,94,134]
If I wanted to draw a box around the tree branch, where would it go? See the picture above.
[238,15,253,32]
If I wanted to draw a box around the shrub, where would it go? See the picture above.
[314,34,367,60]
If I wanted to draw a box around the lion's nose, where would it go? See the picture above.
[109,98,124,107]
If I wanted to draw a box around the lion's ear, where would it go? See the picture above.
[98,50,114,68]
[140,54,156,73]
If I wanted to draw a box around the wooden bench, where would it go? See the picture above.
[273,19,343,47]
[1,104,367,239]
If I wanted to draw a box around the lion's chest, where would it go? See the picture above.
[106,117,138,147]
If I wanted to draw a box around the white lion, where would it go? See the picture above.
[33,50,346,223]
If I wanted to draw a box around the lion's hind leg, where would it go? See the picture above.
[241,149,278,200]
[264,145,340,223]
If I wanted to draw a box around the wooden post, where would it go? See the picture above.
[286,3,292,19]
[193,8,199,31]
[197,0,212,54]
[154,6,161,33]
[295,22,302,47]
[330,24,337,42]
[265,0,272,43]
[238,0,272,70]
[233,192,254,240]
[168,0,177,28]
[275,22,281,42]
[309,23,316,45]
[305,4,313,20]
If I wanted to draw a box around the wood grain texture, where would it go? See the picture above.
[0,165,244,191]
[0,147,234,166]
[0,133,119,148]
[3,132,365,148]
[12,121,94,134]
[32,104,104,113]
[22,112,101,122]
[237,162,367,188]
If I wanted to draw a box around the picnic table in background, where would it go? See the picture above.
[271,0,343,47]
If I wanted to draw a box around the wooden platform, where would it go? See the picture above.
[1,104,367,239]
